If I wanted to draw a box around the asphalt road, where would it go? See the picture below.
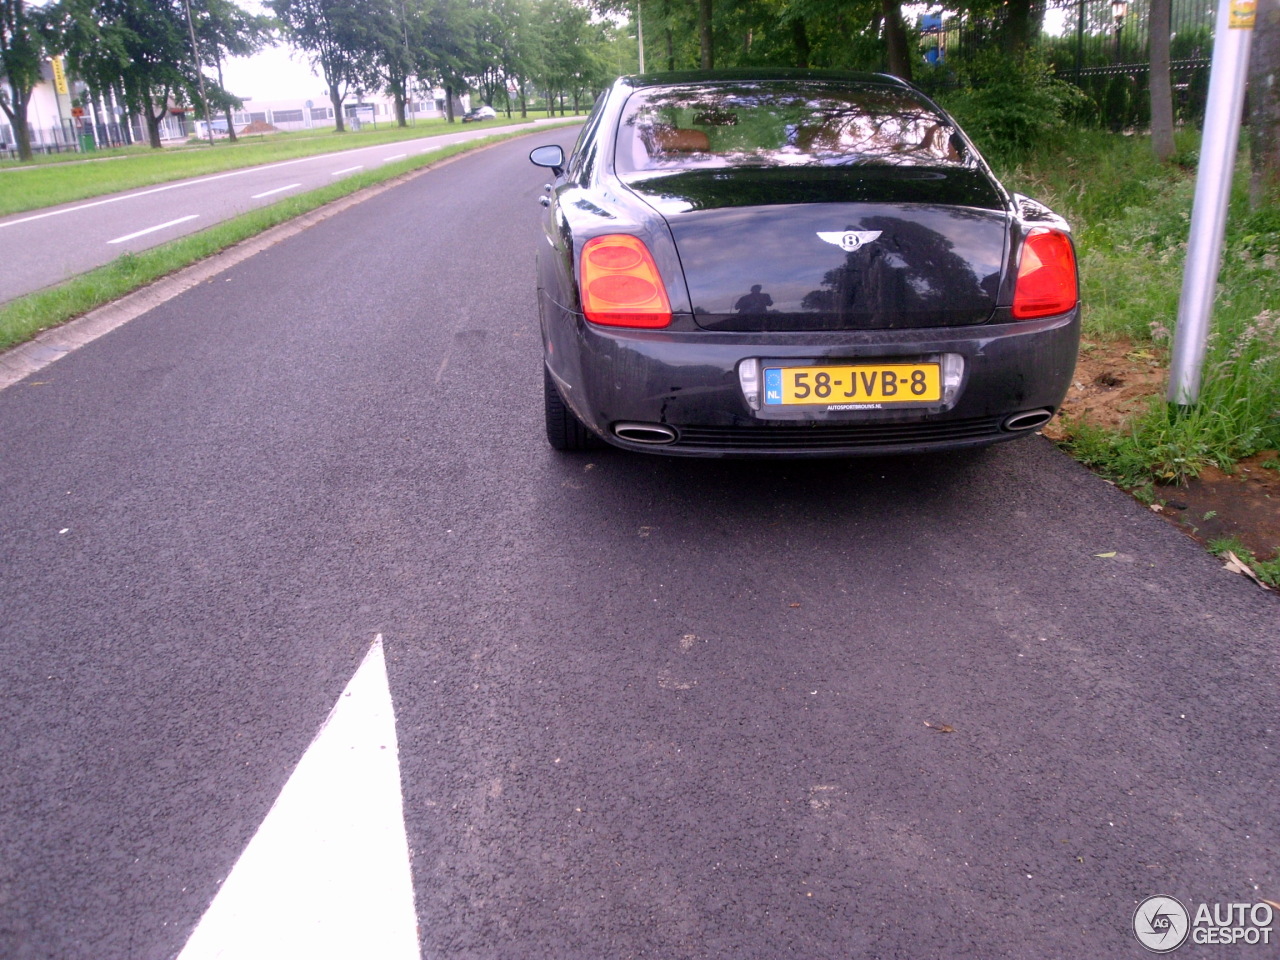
[0,132,1276,960]
[0,117,567,306]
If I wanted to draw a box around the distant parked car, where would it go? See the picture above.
[462,105,497,123]
[529,70,1080,456]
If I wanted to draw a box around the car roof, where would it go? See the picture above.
[619,69,916,91]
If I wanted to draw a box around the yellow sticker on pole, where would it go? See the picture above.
[50,56,69,95]
[1229,0,1256,29]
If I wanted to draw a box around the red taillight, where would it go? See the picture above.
[1012,228,1078,319]
[580,235,672,328]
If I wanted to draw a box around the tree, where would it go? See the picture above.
[59,0,208,149]
[198,0,275,141]
[880,0,911,80]
[270,0,387,132]
[374,0,416,126]
[0,0,44,159]
[1148,0,1174,161]
[415,0,480,122]
[697,0,711,67]
[1250,0,1280,207]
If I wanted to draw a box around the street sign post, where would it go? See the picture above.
[1167,0,1257,405]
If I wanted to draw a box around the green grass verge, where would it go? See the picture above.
[0,110,584,217]
[0,125,578,352]
[995,129,1280,489]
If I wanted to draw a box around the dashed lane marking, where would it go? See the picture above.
[107,215,199,245]
[250,183,302,199]
[176,635,419,960]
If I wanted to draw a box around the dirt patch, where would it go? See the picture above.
[1045,338,1280,564]
[238,120,280,135]
[1156,454,1280,561]
[1041,338,1167,439]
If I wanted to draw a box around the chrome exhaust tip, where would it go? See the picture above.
[613,422,678,445]
[1003,409,1054,432]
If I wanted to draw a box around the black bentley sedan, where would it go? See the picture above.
[530,71,1079,456]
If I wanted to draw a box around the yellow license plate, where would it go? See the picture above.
[764,363,941,406]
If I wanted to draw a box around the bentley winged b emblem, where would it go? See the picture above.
[817,230,882,252]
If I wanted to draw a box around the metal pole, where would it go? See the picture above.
[1075,0,1084,75]
[182,0,215,145]
[637,3,646,73]
[1167,0,1256,405]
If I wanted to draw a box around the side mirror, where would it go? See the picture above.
[529,144,566,176]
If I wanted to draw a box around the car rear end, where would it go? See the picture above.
[540,74,1079,456]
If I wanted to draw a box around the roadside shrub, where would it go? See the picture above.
[940,49,1090,163]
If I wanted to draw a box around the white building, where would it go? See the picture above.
[197,91,455,137]
[3,57,465,156]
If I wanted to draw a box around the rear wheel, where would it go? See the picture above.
[544,365,603,451]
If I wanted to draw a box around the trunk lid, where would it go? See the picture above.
[625,167,1010,332]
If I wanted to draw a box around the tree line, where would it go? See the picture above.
[3,0,1278,198]
[0,0,628,158]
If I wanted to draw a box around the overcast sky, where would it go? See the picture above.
[220,44,330,104]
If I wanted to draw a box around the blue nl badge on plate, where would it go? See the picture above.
[764,368,782,405]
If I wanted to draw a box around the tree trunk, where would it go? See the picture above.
[519,79,527,118]
[393,80,407,126]
[145,107,163,149]
[139,85,169,149]
[1149,0,1175,161]
[1003,0,1033,53]
[699,0,713,69]
[445,84,454,122]
[1250,0,1280,207]
[212,49,237,143]
[881,0,912,82]
[330,85,346,132]
[0,85,34,160]
[792,17,811,69]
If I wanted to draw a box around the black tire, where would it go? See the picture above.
[544,365,603,451]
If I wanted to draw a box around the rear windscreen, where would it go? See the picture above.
[615,82,971,176]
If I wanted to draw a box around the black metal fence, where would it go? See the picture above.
[922,0,1215,128]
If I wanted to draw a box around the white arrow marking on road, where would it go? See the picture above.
[250,183,302,199]
[177,635,419,960]
[107,215,199,245]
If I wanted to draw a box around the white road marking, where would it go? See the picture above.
[250,183,302,199]
[176,635,419,960]
[331,165,364,176]
[0,156,341,228]
[382,154,406,163]
[1,117,574,231]
[107,215,199,245]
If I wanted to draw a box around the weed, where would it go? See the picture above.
[1207,538,1280,588]
[1010,129,1280,484]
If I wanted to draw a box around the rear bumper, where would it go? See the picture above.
[546,308,1080,458]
